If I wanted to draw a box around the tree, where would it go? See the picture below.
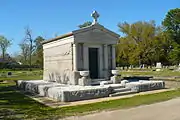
[116,37,136,66]
[24,27,34,70]
[19,40,30,64]
[117,21,169,66]
[162,8,180,65]
[162,8,180,44]
[78,21,92,28]
[168,43,180,64]
[33,36,44,68]
[0,35,12,60]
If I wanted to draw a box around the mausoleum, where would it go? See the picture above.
[42,11,119,85]
[17,11,165,102]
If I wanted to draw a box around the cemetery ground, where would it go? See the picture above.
[0,69,43,81]
[0,69,180,119]
[0,68,179,82]
[121,69,180,78]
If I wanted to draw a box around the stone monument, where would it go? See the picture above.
[42,10,119,86]
[156,62,162,71]
[17,11,165,102]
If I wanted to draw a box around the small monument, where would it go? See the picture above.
[156,62,162,71]
[177,63,180,71]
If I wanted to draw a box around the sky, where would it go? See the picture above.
[0,0,179,55]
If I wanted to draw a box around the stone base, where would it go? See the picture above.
[78,77,91,86]
[110,76,121,84]
[156,69,161,71]
[125,80,165,92]
[17,80,165,102]
[17,80,110,102]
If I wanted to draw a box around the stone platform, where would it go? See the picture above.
[17,80,165,102]
[17,80,111,102]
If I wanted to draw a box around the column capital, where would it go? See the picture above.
[103,44,108,47]
[112,44,116,47]
[73,43,78,47]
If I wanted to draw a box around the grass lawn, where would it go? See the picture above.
[0,70,43,81]
[1,82,180,119]
[0,69,179,81]
[121,69,180,77]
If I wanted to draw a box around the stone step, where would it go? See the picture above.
[109,85,125,89]
[91,81,100,85]
[91,79,106,85]
[109,91,137,97]
[91,79,106,82]
[112,88,131,93]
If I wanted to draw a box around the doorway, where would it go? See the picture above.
[89,48,99,79]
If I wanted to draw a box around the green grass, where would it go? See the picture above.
[0,69,179,81]
[1,82,180,119]
[0,75,42,81]
[121,70,180,77]
[0,70,43,81]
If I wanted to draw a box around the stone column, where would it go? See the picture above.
[73,43,78,71]
[104,44,108,79]
[112,45,116,69]
[80,43,84,70]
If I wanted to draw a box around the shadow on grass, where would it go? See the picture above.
[1,83,180,119]
[0,83,57,119]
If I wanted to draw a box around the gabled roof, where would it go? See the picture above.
[42,32,73,44]
[42,23,120,45]
[73,23,120,38]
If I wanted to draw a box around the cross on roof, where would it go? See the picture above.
[91,11,100,24]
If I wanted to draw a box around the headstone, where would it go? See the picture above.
[156,62,162,71]
[129,65,133,69]
[142,64,145,69]
[156,62,162,68]
[7,72,12,77]
[177,63,180,71]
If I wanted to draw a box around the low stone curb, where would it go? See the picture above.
[26,88,174,108]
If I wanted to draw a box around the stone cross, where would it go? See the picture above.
[91,11,100,24]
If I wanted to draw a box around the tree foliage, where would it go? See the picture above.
[162,8,180,44]
[33,36,44,68]
[162,8,180,64]
[1,8,180,68]
[19,41,30,64]
[0,35,12,60]
[18,28,44,68]
[78,21,92,28]
[116,21,170,66]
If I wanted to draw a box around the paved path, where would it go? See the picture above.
[62,97,180,120]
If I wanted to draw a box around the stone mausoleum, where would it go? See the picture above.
[17,11,165,102]
[42,11,119,85]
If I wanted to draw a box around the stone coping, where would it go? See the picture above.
[26,88,174,108]
[17,80,165,103]
[18,80,111,91]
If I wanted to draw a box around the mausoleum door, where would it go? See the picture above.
[88,48,99,79]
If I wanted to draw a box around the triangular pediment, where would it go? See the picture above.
[73,23,120,38]
[72,23,120,44]
[42,23,120,45]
